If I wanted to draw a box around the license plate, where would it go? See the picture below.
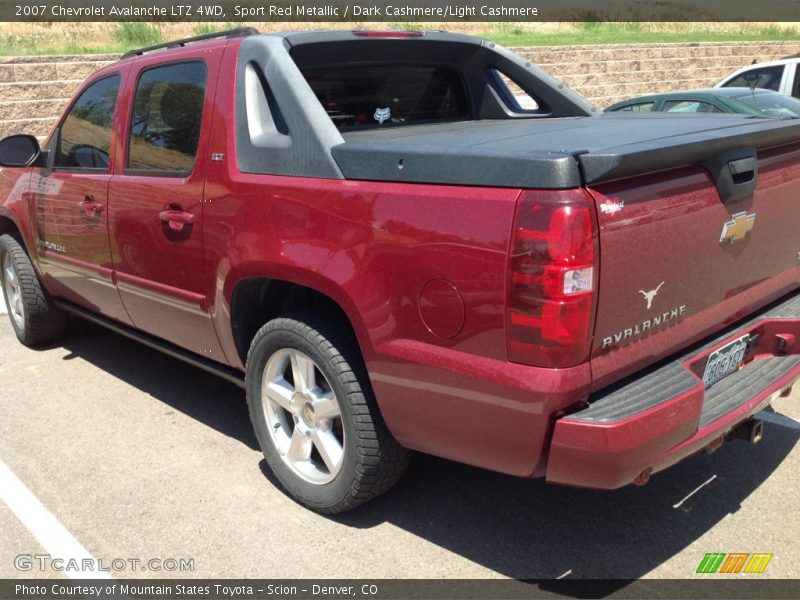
[703,334,750,389]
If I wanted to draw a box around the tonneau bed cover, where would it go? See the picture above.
[332,113,800,188]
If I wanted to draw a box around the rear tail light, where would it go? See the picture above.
[506,189,599,368]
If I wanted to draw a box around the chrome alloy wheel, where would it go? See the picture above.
[261,349,346,485]
[2,251,24,329]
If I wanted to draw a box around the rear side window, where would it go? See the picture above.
[613,102,656,112]
[793,69,800,98]
[55,75,119,170]
[302,65,470,130]
[662,100,723,113]
[127,61,207,174]
[722,66,784,92]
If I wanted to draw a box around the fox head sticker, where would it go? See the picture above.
[373,107,391,125]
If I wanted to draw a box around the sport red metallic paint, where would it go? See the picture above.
[1,30,799,511]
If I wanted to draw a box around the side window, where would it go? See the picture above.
[613,102,656,112]
[793,69,800,98]
[55,75,119,170]
[662,100,723,113]
[127,61,207,174]
[722,66,784,92]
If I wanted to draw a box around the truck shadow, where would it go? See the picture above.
[59,320,798,587]
[326,422,798,594]
[57,320,260,451]
[332,427,798,582]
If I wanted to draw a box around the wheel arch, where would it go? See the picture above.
[0,211,23,243]
[227,274,371,371]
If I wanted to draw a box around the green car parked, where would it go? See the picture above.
[606,87,800,118]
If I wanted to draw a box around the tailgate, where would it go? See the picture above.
[587,139,800,390]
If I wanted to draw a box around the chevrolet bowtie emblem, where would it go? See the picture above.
[720,211,756,244]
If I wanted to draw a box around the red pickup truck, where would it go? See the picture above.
[2,29,800,513]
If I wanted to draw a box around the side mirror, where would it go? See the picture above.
[0,134,42,167]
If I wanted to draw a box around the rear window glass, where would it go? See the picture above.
[302,65,470,130]
[722,66,784,92]
[733,91,800,117]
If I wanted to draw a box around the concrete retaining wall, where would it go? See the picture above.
[1,41,799,138]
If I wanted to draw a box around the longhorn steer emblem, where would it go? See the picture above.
[639,282,664,310]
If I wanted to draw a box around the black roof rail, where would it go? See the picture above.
[121,27,260,59]
[782,52,800,60]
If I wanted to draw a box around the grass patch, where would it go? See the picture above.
[113,23,163,47]
[0,22,796,56]
[192,22,240,36]
[484,23,800,47]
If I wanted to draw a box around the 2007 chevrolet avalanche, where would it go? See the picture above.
[1,28,799,512]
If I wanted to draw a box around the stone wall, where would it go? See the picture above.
[1,41,799,139]
[0,54,118,139]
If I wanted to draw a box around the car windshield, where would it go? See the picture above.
[733,91,800,117]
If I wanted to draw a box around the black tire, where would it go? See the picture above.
[0,233,68,346]
[246,312,410,513]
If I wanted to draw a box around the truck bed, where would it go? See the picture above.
[332,113,800,188]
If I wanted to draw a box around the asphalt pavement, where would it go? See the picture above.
[0,315,798,582]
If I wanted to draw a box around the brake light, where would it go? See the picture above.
[506,189,598,368]
[352,30,424,38]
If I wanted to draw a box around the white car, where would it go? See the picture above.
[715,55,800,98]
